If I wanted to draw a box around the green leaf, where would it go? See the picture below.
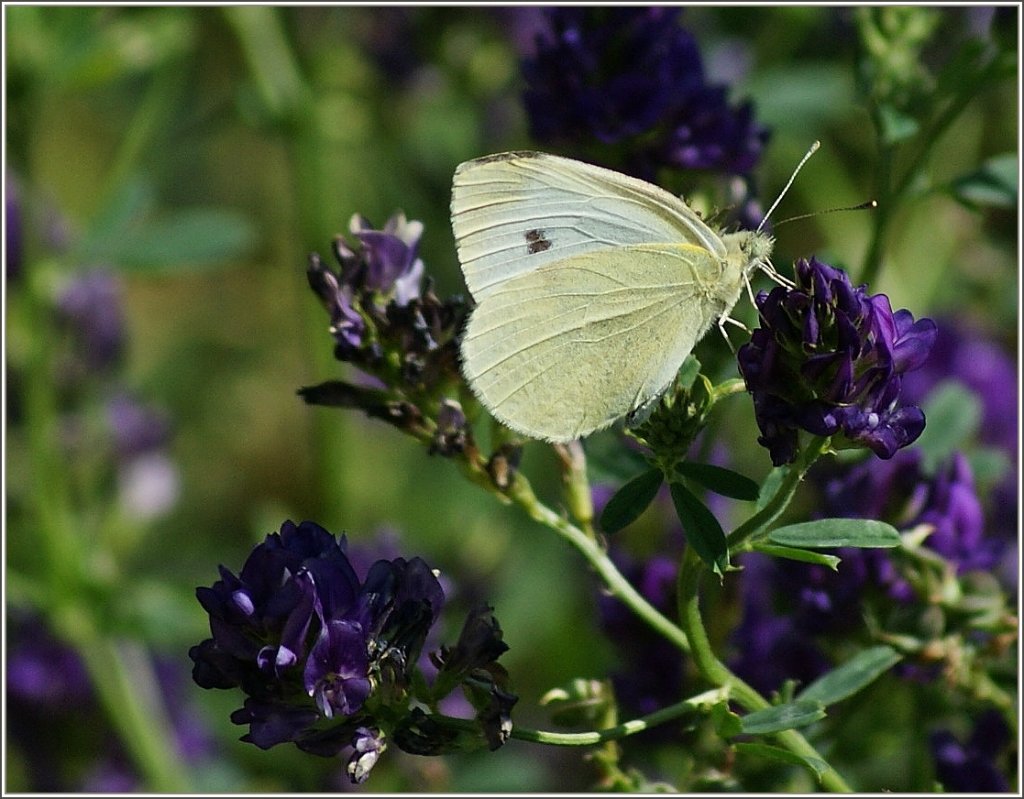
[734,742,829,782]
[914,381,982,471]
[797,645,902,706]
[740,700,825,735]
[675,462,759,501]
[755,466,787,512]
[769,519,900,549]
[751,543,841,571]
[951,153,1018,209]
[878,103,920,144]
[711,701,743,738]
[599,467,664,534]
[109,208,257,270]
[967,447,1011,486]
[743,63,855,131]
[669,481,729,575]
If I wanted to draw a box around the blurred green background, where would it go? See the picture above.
[5,6,1017,792]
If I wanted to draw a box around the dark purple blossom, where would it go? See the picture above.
[738,257,937,465]
[305,212,467,395]
[521,7,768,178]
[190,520,515,782]
[930,709,1011,792]
[305,620,372,718]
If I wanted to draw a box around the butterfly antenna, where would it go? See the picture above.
[773,199,878,228]
[757,140,820,233]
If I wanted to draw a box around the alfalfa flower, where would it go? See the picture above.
[189,520,515,782]
[738,257,937,466]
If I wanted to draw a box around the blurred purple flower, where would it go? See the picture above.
[6,173,22,281]
[738,257,936,465]
[54,264,126,374]
[592,477,685,721]
[902,318,1017,460]
[930,709,1011,792]
[105,391,173,458]
[8,612,216,791]
[522,8,768,178]
[822,447,1002,574]
[7,613,92,707]
[55,268,125,374]
[729,553,833,695]
[599,548,685,719]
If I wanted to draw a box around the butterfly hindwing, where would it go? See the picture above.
[461,243,728,442]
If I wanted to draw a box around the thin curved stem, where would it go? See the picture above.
[506,471,691,653]
[419,687,728,747]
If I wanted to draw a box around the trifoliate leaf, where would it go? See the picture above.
[674,462,759,501]
[599,467,663,534]
[669,481,729,575]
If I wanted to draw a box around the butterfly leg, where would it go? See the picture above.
[716,315,750,354]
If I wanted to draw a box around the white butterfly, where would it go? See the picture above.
[450,150,778,443]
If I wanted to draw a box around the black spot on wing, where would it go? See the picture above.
[525,228,552,255]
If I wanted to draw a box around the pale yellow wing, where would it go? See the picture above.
[451,151,727,302]
[461,243,736,442]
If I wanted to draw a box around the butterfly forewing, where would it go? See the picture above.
[461,243,727,442]
[452,151,726,302]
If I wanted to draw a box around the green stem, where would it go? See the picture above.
[677,547,853,792]
[554,441,596,537]
[222,7,310,126]
[860,110,894,287]
[16,269,190,791]
[506,472,691,653]
[69,626,189,792]
[861,50,1009,286]
[93,63,184,216]
[420,687,728,747]
[730,435,831,551]
[511,687,729,745]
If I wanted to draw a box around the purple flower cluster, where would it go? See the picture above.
[307,212,466,389]
[521,8,768,178]
[738,257,937,466]
[304,213,475,455]
[189,520,515,782]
